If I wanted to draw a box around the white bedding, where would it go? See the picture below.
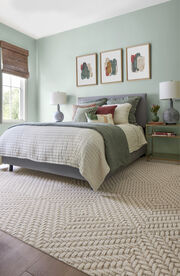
[0,124,146,190]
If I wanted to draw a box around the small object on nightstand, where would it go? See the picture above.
[148,121,164,125]
[150,104,160,122]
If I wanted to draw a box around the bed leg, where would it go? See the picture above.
[9,165,13,172]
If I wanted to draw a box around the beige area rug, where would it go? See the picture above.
[0,159,180,276]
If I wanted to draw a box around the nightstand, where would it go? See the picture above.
[146,123,180,163]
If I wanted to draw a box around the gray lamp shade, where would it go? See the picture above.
[159,81,180,124]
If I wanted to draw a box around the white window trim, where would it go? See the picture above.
[2,77,27,123]
[24,79,28,121]
[0,48,3,124]
[0,49,27,124]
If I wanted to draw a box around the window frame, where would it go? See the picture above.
[0,48,27,124]
[0,48,2,123]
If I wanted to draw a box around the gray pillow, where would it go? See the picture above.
[74,106,98,122]
[83,98,107,106]
[107,96,141,124]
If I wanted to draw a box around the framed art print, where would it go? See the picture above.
[126,43,151,81]
[100,49,123,84]
[76,53,97,87]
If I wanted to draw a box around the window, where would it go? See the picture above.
[0,41,29,123]
[2,73,26,122]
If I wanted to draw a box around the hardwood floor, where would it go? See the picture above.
[0,230,88,276]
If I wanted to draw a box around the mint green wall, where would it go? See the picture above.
[37,0,180,123]
[0,23,37,135]
[0,0,179,138]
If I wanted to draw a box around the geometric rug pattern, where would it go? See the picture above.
[0,159,180,276]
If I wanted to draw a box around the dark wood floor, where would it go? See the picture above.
[0,230,88,276]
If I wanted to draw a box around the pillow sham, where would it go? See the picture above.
[83,98,107,106]
[107,96,141,124]
[74,106,97,122]
[86,113,114,124]
[96,105,117,118]
[106,103,132,124]
[72,98,107,120]
[85,108,97,120]
[72,104,96,120]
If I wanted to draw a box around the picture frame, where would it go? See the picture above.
[76,53,97,87]
[126,43,151,81]
[100,49,123,84]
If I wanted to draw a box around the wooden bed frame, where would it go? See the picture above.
[2,93,147,181]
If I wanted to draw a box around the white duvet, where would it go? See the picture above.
[0,124,146,190]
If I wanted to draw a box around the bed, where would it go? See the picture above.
[0,93,147,190]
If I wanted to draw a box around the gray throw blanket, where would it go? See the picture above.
[9,122,130,174]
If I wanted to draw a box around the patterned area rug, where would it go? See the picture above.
[0,159,180,276]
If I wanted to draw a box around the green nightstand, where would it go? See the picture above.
[146,123,180,163]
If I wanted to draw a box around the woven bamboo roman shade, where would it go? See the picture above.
[0,41,29,79]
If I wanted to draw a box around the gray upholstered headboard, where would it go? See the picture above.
[78,93,147,128]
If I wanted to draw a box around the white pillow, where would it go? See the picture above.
[104,103,132,124]
[86,113,114,124]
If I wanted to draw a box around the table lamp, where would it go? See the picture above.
[159,81,180,124]
[50,92,67,122]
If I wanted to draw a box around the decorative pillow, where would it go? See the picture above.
[74,106,97,122]
[107,96,141,124]
[83,98,107,106]
[96,105,117,118]
[105,103,132,124]
[72,98,107,120]
[72,104,96,120]
[86,113,114,124]
[85,108,98,120]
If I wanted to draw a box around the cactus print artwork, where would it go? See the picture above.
[100,49,122,84]
[126,44,151,81]
[131,53,145,72]
[81,62,93,80]
[76,53,97,86]
[104,58,118,76]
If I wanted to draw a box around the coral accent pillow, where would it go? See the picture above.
[72,104,96,120]
[96,105,117,118]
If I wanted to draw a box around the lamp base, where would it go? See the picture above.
[54,111,64,122]
[54,104,64,122]
[163,108,179,124]
[163,98,179,124]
